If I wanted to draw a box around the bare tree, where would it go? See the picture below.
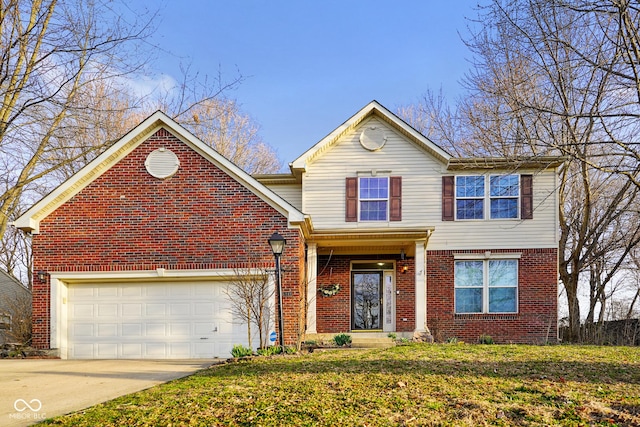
[225,258,274,350]
[0,0,160,243]
[400,0,640,341]
[1,288,31,345]
[176,98,282,174]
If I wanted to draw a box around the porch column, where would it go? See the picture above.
[414,240,427,332]
[306,242,318,334]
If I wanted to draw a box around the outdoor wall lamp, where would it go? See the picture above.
[268,232,286,352]
[400,249,408,273]
[37,270,47,281]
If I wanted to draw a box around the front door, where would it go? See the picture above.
[351,272,382,330]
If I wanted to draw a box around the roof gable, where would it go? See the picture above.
[14,111,305,233]
[290,100,451,173]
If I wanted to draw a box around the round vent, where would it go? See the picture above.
[359,126,387,151]
[145,148,179,179]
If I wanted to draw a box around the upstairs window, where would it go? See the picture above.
[490,175,519,219]
[445,174,530,221]
[346,176,402,222]
[360,177,388,221]
[456,176,485,219]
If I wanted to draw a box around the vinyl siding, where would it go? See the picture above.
[266,183,302,211]
[302,117,559,250]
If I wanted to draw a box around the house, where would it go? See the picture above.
[0,269,31,344]
[14,101,562,359]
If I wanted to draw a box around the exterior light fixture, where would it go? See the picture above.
[37,271,47,281]
[268,232,286,352]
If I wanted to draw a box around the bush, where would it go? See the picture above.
[333,333,352,347]
[257,346,282,356]
[479,334,494,344]
[231,344,253,358]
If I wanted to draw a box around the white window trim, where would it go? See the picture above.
[454,174,521,221]
[358,176,389,222]
[454,255,520,314]
[0,313,11,330]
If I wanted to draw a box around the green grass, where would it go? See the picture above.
[41,344,640,426]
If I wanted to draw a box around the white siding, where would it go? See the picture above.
[267,183,302,211]
[302,117,559,250]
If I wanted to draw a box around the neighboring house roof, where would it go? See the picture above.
[13,111,306,234]
[289,100,453,176]
[0,269,30,312]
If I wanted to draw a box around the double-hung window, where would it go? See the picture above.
[359,177,389,221]
[454,259,518,313]
[346,176,401,222]
[456,176,485,219]
[454,175,521,220]
[490,175,519,219]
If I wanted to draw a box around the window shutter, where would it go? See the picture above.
[390,176,402,221]
[521,174,533,220]
[442,176,454,221]
[345,177,358,222]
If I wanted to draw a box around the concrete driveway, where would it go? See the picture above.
[0,359,215,427]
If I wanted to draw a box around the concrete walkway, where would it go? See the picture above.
[0,359,214,427]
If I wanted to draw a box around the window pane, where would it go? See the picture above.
[455,288,482,313]
[490,175,519,197]
[457,199,484,219]
[456,176,484,197]
[360,177,388,199]
[489,260,517,287]
[360,201,388,221]
[455,261,483,287]
[489,288,517,312]
[490,198,518,219]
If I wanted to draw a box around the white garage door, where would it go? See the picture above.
[67,281,248,359]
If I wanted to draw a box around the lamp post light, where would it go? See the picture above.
[268,232,286,352]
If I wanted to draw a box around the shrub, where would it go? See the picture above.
[333,333,352,347]
[479,334,494,344]
[256,346,281,356]
[387,332,397,340]
[231,344,253,358]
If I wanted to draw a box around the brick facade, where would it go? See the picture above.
[426,248,558,344]
[315,254,414,333]
[313,249,558,344]
[31,129,303,349]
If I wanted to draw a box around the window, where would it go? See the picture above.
[346,176,402,222]
[455,259,518,313]
[453,175,521,220]
[360,177,388,221]
[456,176,484,219]
[490,175,519,219]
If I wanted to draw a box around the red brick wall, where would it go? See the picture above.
[427,248,558,344]
[31,128,303,348]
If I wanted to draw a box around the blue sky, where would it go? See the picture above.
[138,1,479,165]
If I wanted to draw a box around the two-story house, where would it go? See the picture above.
[15,101,562,359]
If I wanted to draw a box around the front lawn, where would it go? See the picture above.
[42,344,640,426]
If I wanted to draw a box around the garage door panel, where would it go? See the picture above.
[122,303,142,317]
[122,343,142,358]
[68,281,252,359]
[122,323,142,336]
[97,343,118,358]
[97,304,117,317]
[97,324,117,337]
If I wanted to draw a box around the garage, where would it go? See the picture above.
[67,280,249,359]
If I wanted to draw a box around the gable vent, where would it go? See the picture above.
[145,148,180,179]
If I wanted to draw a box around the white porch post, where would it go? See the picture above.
[306,242,318,334]
[414,240,427,332]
